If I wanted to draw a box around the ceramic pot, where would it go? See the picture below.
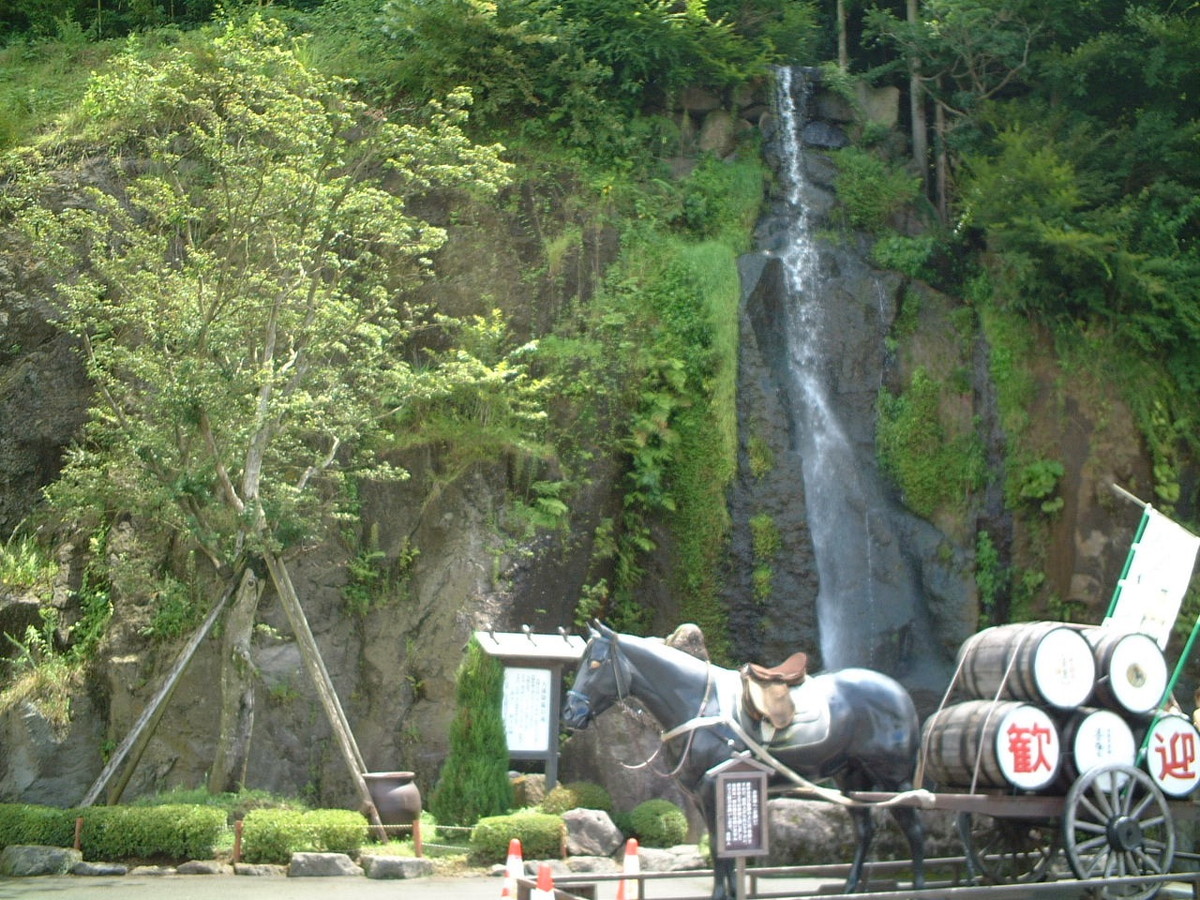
[363,771,422,825]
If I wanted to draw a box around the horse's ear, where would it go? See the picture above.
[595,621,617,640]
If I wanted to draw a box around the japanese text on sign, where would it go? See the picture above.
[502,667,551,754]
[723,779,760,851]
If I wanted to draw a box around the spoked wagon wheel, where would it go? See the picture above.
[957,812,1061,884]
[1063,764,1174,900]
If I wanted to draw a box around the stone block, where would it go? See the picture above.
[0,845,82,876]
[361,854,434,879]
[287,851,364,877]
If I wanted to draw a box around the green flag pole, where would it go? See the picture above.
[1107,485,1150,620]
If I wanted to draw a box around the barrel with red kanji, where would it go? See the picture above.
[955,621,1096,709]
[1140,713,1200,798]
[921,700,1061,791]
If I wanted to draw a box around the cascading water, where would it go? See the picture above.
[740,66,956,696]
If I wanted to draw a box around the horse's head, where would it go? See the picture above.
[561,622,629,730]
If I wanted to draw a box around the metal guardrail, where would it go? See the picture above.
[518,856,1200,900]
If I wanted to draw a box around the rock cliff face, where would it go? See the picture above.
[0,76,1171,812]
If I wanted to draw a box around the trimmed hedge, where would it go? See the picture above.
[0,804,76,849]
[470,811,564,864]
[0,803,227,859]
[79,805,228,860]
[241,808,367,863]
[627,799,687,848]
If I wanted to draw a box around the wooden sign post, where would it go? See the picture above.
[712,756,773,900]
[475,628,585,790]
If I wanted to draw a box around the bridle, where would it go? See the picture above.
[566,634,632,717]
[571,632,717,778]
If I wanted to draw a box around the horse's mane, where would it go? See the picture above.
[618,631,723,678]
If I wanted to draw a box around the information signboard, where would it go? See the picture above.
[474,629,586,790]
[502,667,553,753]
[713,757,772,858]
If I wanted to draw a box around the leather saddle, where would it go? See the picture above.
[740,652,808,730]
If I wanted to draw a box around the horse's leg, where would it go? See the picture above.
[888,802,925,889]
[844,805,875,894]
[838,771,875,894]
[699,777,736,900]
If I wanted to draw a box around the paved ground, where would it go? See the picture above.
[0,871,729,900]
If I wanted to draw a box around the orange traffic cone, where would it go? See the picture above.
[531,862,556,900]
[501,838,523,900]
[616,838,640,900]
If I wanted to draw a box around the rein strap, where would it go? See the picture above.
[662,714,936,811]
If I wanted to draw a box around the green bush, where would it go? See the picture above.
[0,804,76,849]
[470,812,564,864]
[242,809,305,864]
[429,637,513,826]
[241,808,368,864]
[540,781,613,815]
[833,146,921,233]
[627,799,687,848]
[78,805,228,860]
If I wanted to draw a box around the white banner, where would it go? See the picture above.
[1105,507,1200,649]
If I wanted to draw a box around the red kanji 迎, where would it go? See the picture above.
[1154,731,1197,782]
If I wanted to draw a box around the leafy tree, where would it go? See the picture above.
[380,0,792,153]
[1,16,517,796]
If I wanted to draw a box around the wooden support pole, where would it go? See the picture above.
[262,552,385,836]
[78,568,243,807]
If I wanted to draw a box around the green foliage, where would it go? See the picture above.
[540,781,613,814]
[572,156,759,641]
[627,799,688,848]
[0,608,83,730]
[832,147,921,233]
[974,531,1004,625]
[343,524,419,616]
[240,808,365,863]
[0,531,56,591]
[749,513,780,603]
[747,432,774,478]
[871,234,937,281]
[241,809,305,863]
[78,804,228,861]
[0,804,76,849]
[470,811,564,863]
[1009,458,1064,514]
[876,368,986,519]
[428,637,513,826]
[708,0,820,63]
[4,16,517,633]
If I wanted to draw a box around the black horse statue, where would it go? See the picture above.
[561,623,925,898]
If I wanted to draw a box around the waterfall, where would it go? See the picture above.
[756,66,954,690]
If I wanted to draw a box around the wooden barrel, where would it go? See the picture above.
[1140,714,1200,798]
[1079,627,1168,716]
[922,700,1061,791]
[956,621,1095,709]
[1057,707,1136,789]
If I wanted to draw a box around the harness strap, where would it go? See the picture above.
[662,714,936,811]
